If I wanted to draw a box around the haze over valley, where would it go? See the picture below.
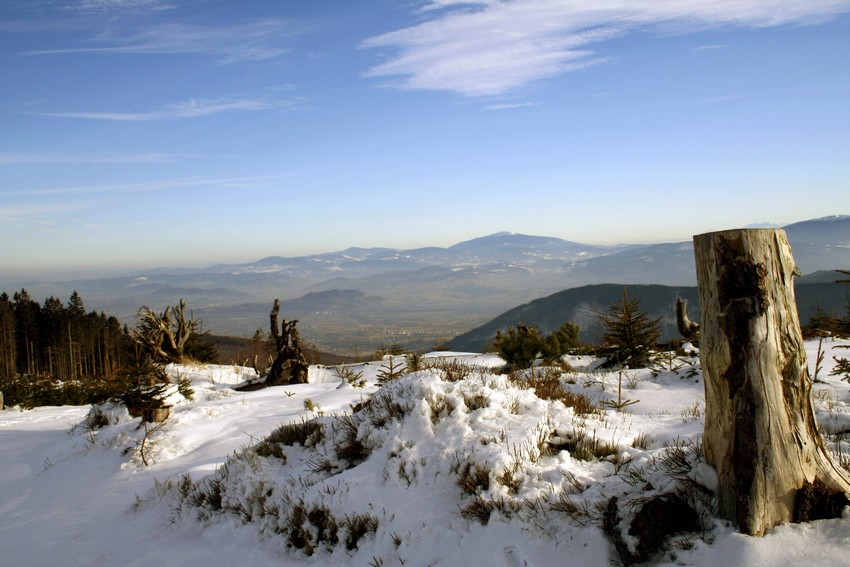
[7,215,848,354]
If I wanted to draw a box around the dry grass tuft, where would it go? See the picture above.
[333,414,370,467]
[459,495,520,525]
[456,462,491,496]
[343,513,379,550]
[511,373,599,416]
[422,358,484,382]
[255,418,324,459]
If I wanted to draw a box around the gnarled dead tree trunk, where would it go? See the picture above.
[135,299,191,364]
[676,298,700,343]
[694,228,850,536]
[264,299,308,386]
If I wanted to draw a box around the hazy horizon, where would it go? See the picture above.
[3,214,846,285]
[3,1,849,279]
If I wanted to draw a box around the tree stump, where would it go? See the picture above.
[694,228,850,535]
[143,406,171,424]
[265,299,309,386]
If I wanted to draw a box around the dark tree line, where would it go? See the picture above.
[804,301,850,338]
[0,290,126,381]
[0,289,128,407]
[0,290,219,409]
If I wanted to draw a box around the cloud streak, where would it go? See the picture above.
[32,95,295,121]
[70,0,175,13]
[362,0,850,96]
[0,151,182,164]
[3,174,304,197]
[23,18,295,64]
[484,102,539,111]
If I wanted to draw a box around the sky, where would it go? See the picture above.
[1,0,849,280]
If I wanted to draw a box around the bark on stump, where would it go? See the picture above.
[143,406,171,424]
[694,228,850,536]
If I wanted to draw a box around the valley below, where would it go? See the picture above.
[6,216,849,356]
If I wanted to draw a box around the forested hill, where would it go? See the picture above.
[446,275,849,353]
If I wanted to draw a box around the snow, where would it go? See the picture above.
[1,340,850,566]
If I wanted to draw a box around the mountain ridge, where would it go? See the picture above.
[446,273,850,353]
[6,216,848,353]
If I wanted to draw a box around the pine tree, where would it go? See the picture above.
[804,301,841,337]
[492,323,543,370]
[542,322,580,359]
[492,321,581,370]
[67,291,85,316]
[184,319,219,363]
[0,293,16,379]
[599,287,661,368]
[40,296,66,378]
[13,289,40,375]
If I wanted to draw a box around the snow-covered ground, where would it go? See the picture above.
[2,342,850,566]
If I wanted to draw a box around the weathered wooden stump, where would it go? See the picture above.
[694,228,850,535]
[143,406,171,424]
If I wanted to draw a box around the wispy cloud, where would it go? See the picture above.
[69,0,175,13]
[418,0,496,12]
[362,0,850,96]
[22,18,295,64]
[0,202,89,225]
[3,173,303,197]
[0,151,182,164]
[696,93,760,104]
[484,102,539,111]
[31,95,295,121]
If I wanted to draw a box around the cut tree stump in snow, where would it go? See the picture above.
[694,228,850,536]
[143,406,170,424]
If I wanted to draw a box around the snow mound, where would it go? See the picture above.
[3,343,850,566]
[165,358,718,565]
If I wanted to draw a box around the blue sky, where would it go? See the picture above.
[1,0,849,279]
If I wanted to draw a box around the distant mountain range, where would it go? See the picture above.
[445,273,850,353]
[10,216,850,354]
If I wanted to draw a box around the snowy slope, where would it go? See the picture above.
[2,343,850,566]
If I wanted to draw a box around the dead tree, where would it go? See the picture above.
[676,298,700,343]
[135,299,191,364]
[694,228,850,536]
[264,299,308,386]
